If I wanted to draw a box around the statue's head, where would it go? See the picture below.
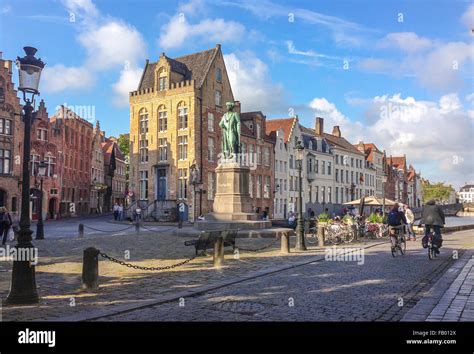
[226,101,235,111]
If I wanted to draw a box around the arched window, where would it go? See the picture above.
[139,108,148,134]
[158,105,167,132]
[178,102,188,130]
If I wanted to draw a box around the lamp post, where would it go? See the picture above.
[189,164,201,221]
[350,183,355,201]
[35,161,47,240]
[294,141,306,251]
[6,47,45,305]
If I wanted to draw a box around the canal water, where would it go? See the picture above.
[445,216,474,227]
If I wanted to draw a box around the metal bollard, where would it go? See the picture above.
[82,247,100,290]
[280,232,290,254]
[213,237,224,268]
[135,221,140,234]
[317,225,325,247]
[78,223,84,238]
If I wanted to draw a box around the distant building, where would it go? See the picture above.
[90,121,105,213]
[458,184,474,203]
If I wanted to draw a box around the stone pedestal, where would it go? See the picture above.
[211,163,257,221]
[197,163,271,230]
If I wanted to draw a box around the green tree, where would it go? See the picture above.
[422,182,454,203]
[117,134,130,156]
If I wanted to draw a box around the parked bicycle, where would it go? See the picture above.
[325,221,355,245]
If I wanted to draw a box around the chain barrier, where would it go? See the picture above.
[99,252,197,271]
[235,237,279,252]
[140,225,176,233]
[83,224,136,233]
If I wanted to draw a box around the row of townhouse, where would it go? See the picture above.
[0,53,126,220]
[267,116,423,219]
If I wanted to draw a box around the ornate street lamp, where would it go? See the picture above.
[35,161,47,240]
[6,47,45,305]
[294,141,306,251]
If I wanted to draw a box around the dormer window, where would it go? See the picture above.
[157,67,167,91]
[159,76,167,91]
[216,68,222,83]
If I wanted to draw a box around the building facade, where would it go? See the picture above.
[240,111,275,217]
[90,121,106,213]
[0,54,22,218]
[129,45,234,221]
[29,100,61,220]
[50,106,93,216]
[458,184,474,203]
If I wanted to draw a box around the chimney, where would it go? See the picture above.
[315,117,324,135]
[332,125,341,137]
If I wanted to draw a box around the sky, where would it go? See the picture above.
[0,0,473,188]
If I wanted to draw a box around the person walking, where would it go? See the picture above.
[0,207,13,246]
[118,203,124,221]
[420,200,445,254]
[404,205,416,241]
[113,202,119,221]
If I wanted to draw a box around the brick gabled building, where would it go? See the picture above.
[50,106,93,216]
[0,54,23,217]
[240,110,275,217]
[129,44,234,221]
[29,100,61,219]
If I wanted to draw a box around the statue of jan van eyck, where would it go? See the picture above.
[219,101,241,160]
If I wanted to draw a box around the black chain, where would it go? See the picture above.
[99,252,197,271]
[236,237,279,252]
[140,225,176,233]
[83,224,135,233]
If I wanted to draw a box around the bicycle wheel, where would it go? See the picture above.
[344,226,355,243]
[305,227,319,245]
[399,236,406,255]
[327,226,342,245]
[390,236,397,257]
[428,247,434,260]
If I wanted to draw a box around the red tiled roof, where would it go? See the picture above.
[354,143,382,162]
[390,156,406,169]
[265,118,296,143]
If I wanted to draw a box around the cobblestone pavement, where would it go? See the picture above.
[98,230,473,322]
[426,253,473,321]
[0,228,328,321]
[1,229,471,321]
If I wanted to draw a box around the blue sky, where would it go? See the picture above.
[0,0,473,188]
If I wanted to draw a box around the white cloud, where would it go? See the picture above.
[309,94,474,187]
[309,97,365,139]
[42,65,94,92]
[379,32,433,53]
[461,4,474,31]
[79,20,146,70]
[224,52,284,113]
[44,0,147,106]
[112,67,143,107]
[158,14,245,50]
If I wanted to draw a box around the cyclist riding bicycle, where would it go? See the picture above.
[387,203,407,246]
[420,200,445,254]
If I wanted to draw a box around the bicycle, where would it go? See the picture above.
[325,222,355,245]
[389,225,406,257]
[304,218,319,245]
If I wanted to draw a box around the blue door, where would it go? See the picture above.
[157,169,166,201]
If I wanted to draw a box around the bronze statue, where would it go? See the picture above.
[219,101,240,160]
